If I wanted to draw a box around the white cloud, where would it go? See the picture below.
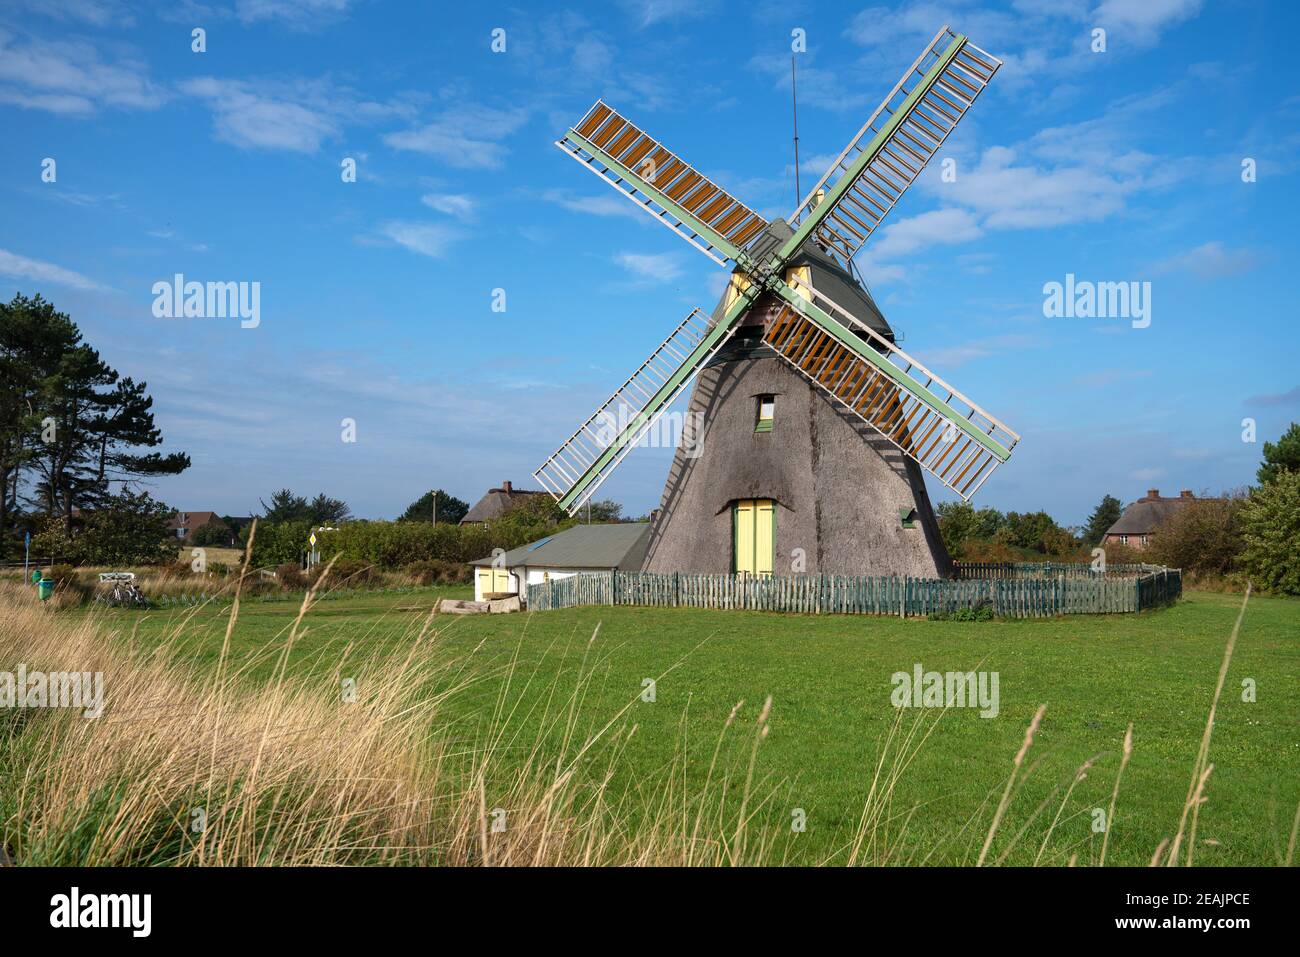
[935,145,1140,229]
[384,106,528,169]
[234,0,353,28]
[540,188,643,220]
[623,0,721,27]
[378,222,459,259]
[924,333,1037,369]
[0,248,107,291]
[421,193,477,221]
[180,77,338,152]
[613,251,683,282]
[855,208,982,281]
[0,29,164,115]
[1093,0,1203,46]
[8,0,134,26]
[1154,241,1262,279]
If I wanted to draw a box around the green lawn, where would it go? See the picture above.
[90,587,1298,866]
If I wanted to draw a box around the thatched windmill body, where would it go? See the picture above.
[533,26,1020,578]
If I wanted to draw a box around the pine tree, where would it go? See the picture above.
[1258,422,1300,485]
[1083,494,1124,546]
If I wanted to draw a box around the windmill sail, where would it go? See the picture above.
[557,101,769,267]
[536,26,1018,513]
[765,283,1018,499]
[534,305,744,513]
[780,27,1001,265]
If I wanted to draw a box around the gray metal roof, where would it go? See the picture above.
[470,523,651,569]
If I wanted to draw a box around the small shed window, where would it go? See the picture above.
[755,395,775,433]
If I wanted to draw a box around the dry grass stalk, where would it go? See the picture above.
[977,703,1047,866]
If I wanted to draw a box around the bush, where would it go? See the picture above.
[324,558,377,587]
[191,523,233,547]
[48,564,94,602]
[276,563,310,591]
[246,519,311,568]
[30,490,178,567]
[928,604,994,622]
[405,559,472,585]
[1146,493,1243,577]
[1238,470,1300,595]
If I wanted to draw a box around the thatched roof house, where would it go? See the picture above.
[460,480,544,525]
[1103,489,1201,549]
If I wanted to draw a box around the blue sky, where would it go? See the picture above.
[1,0,1296,525]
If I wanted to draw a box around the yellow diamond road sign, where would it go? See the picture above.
[309,532,317,547]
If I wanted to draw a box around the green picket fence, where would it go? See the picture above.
[953,561,1163,580]
[526,566,1182,618]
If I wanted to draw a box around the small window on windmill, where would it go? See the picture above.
[899,507,918,529]
[756,395,775,433]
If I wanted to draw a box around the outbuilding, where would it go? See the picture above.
[469,523,651,603]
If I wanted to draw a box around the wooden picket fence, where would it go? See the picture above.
[953,561,1163,580]
[527,565,1181,618]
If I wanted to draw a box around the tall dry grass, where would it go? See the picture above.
[0,558,801,865]
[0,564,1287,866]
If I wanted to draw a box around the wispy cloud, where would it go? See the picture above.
[613,251,683,283]
[924,333,1037,369]
[0,29,164,115]
[0,248,107,291]
[180,77,336,152]
[376,222,460,259]
[421,193,477,221]
[1244,385,1300,408]
[1093,0,1203,46]
[540,188,642,220]
[622,0,721,27]
[856,208,982,282]
[234,0,356,29]
[384,105,528,169]
[179,75,415,153]
[8,0,135,27]
[1154,241,1262,279]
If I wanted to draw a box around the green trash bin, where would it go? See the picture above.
[37,577,54,601]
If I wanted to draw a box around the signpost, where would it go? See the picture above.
[23,531,31,585]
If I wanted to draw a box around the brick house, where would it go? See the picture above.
[167,511,233,545]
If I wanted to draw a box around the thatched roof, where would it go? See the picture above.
[460,481,544,524]
[1106,489,1206,535]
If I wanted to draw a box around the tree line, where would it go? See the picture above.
[937,423,1300,594]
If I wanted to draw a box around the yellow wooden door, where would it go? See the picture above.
[734,499,775,576]
[755,500,775,576]
[734,500,754,574]
[480,567,511,594]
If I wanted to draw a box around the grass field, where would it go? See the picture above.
[82,584,1299,866]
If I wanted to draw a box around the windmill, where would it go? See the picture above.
[533,26,1020,577]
